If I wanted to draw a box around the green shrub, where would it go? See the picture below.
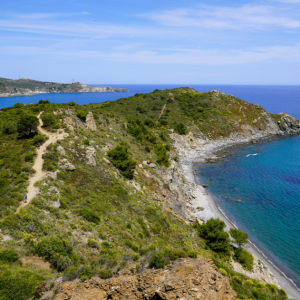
[230,228,248,247]
[33,134,47,145]
[81,208,100,224]
[83,139,90,146]
[2,122,17,135]
[154,143,170,167]
[35,236,73,263]
[24,153,34,162]
[41,114,56,127]
[174,123,187,135]
[144,118,155,127]
[17,114,39,137]
[14,102,24,108]
[76,110,88,121]
[233,247,254,271]
[219,268,227,276]
[69,101,75,106]
[79,267,93,280]
[107,143,136,179]
[98,269,113,279]
[124,240,139,252]
[149,252,167,269]
[87,238,99,249]
[0,250,19,263]
[0,270,45,300]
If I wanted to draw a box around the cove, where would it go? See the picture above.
[195,135,300,289]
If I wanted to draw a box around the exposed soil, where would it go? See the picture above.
[17,112,66,211]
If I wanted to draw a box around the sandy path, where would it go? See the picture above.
[18,112,67,211]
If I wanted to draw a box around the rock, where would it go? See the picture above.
[57,145,66,155]
[46,170,60,179]
[149,163,156,168]
[103,157,111,164]
[202,184,209,188]
[59,158,76,171]
[86,146,96,166]
[49,200,60,209]
[197,206,204,211]
[196,218,203,225]
[52,258,237,300]
[86,112,97,131]
[236,199,242,203]
[26,224,34,231]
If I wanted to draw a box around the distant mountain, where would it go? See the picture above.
[0,77,127,97]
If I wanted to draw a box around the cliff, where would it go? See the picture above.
[0,77,127,97]
[0,88,296,300]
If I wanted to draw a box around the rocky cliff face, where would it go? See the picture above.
[45,258,237,300]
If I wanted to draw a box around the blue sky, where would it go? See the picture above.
[1,0,300,84]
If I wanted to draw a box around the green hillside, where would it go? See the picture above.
[0,89,289,300]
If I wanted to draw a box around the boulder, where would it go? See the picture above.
[59,158,75,171]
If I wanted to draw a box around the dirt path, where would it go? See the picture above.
[157,103,166,121]
[18,112,67,211]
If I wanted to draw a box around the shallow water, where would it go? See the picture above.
[195,136,300,288]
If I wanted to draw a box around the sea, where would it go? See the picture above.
[1,84,300,289]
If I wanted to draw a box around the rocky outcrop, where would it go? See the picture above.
[86,112,97,131]
[52,258,237,300]
[85,146,96,166]
[59,158,76,171]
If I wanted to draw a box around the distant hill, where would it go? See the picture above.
[0,77,127,97]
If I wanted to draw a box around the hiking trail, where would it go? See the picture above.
[17,112,67,211]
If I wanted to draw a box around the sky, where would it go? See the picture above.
[1,0,300,84]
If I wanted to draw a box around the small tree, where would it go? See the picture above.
[230,228,248,247]
[193,218,231,254]
[107,142,136,179]
[17,114,39,137]
[14,102,24,108]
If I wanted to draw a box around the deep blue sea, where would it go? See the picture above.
[1,84,300,288]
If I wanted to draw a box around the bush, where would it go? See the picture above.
[24,153,34,162]
[41,114,56,127]
[0,250,19,263]
[107,143,137,179]
[233,247,254,271]
[69,101,75,106]
[149,252,167,269]
[98,269,113,279]
[0,270,45,300]
[17,114,39,137]
[159,120,168,126]
[14,102,24,108]
[125,240,139,252]
[35,236,73,263]
[33,134,47,145]
[76,110,88,121]
[79,267,93,280]
[174,123,187,135]
[83,139,90,146]
[2,122,17,135]
[144,118,155,127]
[81,208,100,224]
[219,268,227,276]
[154,143,170,167]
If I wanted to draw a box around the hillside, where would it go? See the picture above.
[0,88,298,300]
[0,77,127,97]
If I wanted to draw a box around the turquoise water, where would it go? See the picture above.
[196,136,300,289]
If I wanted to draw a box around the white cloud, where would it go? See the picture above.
[1,44,300,65]
[143,4,300,30]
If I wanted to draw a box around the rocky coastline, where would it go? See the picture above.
[170,113,300,299]
[0,80,127,98]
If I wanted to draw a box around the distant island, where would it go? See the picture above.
[0,77,127,97]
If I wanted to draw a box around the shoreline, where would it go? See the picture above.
[177,132,300,300]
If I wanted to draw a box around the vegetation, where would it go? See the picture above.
[0,89,289,299]
[107,142,137,179]
[17,114,39,137]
